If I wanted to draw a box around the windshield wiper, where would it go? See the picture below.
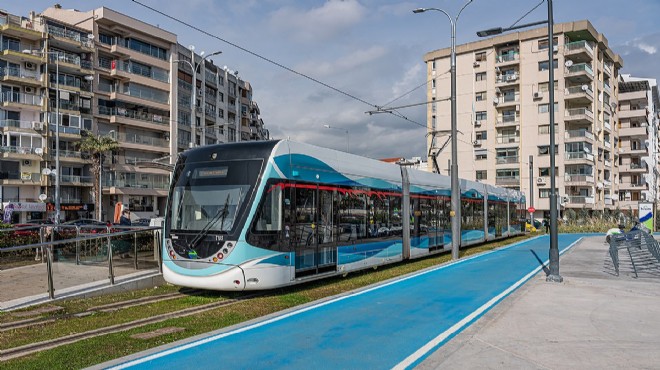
[187,194,231,252]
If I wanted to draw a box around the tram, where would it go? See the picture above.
[162,140,526,290]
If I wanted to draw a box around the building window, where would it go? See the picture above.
[539,188,558,198]
[538,59,558,71]
[538,167,559,177]
[538,81,558,92]
[538,124,558,134]
[475,52,487,61]
[431,79,436,88]
[475,111,487,121]
[538,145,558,156]
[475,72,487,81]
[476,170,487,180]
[538,37,558,50]
[475,91,486,101]
[476,131,487,140]
[538,103,559,113]
[431,60,436,70]
[475,149,487,160]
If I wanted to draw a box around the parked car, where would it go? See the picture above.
[61,219,111,234]
[133,218,151,227]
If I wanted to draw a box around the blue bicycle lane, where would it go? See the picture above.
[107,234,584,370]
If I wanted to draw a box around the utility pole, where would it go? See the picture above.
[529,155,534,228]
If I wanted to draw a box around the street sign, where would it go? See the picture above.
[528,207,535,213]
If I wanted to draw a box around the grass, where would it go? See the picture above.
[2,233,534,369]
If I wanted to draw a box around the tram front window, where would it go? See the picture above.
[170,185,247,232]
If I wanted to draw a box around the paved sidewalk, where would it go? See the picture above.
[418,236,660,369]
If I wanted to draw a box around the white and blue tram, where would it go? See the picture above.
[162,140,526,290]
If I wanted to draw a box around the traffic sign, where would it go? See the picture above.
[528,207,535,213]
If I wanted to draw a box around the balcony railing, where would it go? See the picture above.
[565,129,594,141]
[564,40,594,56]
[564,174,594,183]
[0,146,42,155]
[97,106,169,126]
[565,108,594,120]
[496,156,519,164]
[104,179,169,189]
[0,119,35,129]
[496,115,518,125]
[565,85,593,98]
[57,150,83,159]
[496,52,519,63]
[0,66,41,81]
[567,196,595,204]
[566,63,594,77]
[495,177,520,185]
[61,175,93,183]
[118,133,168,148]
[565,152,594,162]
[49,124,81,135]
[46,25,94,48]
[0,171,40,181]
[496,136,519,144]
[50,99,80,111]
[496,73,519,83]
[1,91,43,106]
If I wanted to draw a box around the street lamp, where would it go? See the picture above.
[174,47,222,148]
[476,0,562,282]
[413,0,473,261]
[323,124,350,153]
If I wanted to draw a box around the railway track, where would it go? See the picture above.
[0,292,262,361]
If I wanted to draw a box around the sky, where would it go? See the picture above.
[6,0,660,160]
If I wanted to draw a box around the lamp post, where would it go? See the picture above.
[323,124,350,153]
[477,0,562,282]
[174,48,222,148]
[413,0,473,261]
[234,71,240,142]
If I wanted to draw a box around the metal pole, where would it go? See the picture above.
[546,0,562,283]
[449,16,461,260]
[55,55,60,225]
[529,155,534,229]
[235,72,240,142]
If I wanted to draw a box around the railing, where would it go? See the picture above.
[0,171,40,181]
[496,52,519,63]
[97,106,169,126]
[50,99,80,111]
[496,156,519,164]
[604,121,612,131]
[496,136,519,144]
[604,141,611,149]
[564,174,594,183]
[497,115,518,125]
[119,87,169,105]
[98,56,113,70]
[565,108,594,120]
[46,25,94,48]
[565,129,594,141]
[0,66,41,81]
[495,177,520,185]
[564,40,594,55]
[0,119,35,129]
[565,152,594,162]
[114,60,169,83]
[58,150,83,159]
[0,146,42,155]
[118,132,168,148]
[49,124,81,135]
[604,197,613,206]
[496,74,519,83]
[49,53,83,68]
[105,179,169,189]
[565,85,593,97]
[1,91,43,106]
[61,175,93,183]
[567,196,595,204]
[566,63,594,77]
[0,226,161,302]
[604,160,612,167]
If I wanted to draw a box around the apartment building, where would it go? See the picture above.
[0,6,268,224]
[617,75,659,212]
[423,20,623,219]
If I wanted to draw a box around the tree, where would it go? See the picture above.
[78,131,119,220]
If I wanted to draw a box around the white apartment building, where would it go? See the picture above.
[423,20,625,219]
[0,6,268,223]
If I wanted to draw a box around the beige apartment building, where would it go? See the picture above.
[0,6,268,224]
[423,20,628,219]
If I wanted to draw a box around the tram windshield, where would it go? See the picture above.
[169,160,258,232]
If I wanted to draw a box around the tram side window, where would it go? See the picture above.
[339,191,367,241]
[472,198,484,231]
[254,185,283,231]
[487,201,497,235]
[389,195,402,236]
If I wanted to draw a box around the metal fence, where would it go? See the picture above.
[0,224,162,300]
[608,230,660,278]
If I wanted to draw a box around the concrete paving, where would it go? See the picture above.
[0,261,163,311]
[418,236,660,369]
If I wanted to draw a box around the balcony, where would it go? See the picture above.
[496,156,519,165]
[105,179,169,190]
[566,195,595,206]
[61,175,94,185]
[618,182,648,191]
[604,159,612,167]
[117,132,169,152]
[619,163,648,173]
[0,66,42,85]
[495,177,520,186]
[96,106,169,131]
[565,152,594,163]
[495,52,519,66]
[0,171,41,184]
[495,73,519,86]
[495,95,519,108]
[0,15,42,40]
[564,40,594,61]
[49,124,82,136]
[604,121,612,132]
[564,85,593,104]
[619,125,648,137]
[565,63,594,83]
[0,46,44,64]
[564,174,594,185]
[564,108,593,124]
[496,115,519,127]
[0,91,43,109]
[495,135,520,145]
[618,109,648,121]
[57,150,84,161]
[564,129,594,143]
[0,119,39,130]
[49,54,93,74]
[46,25,95,50]
[604,197,614,206]
[0,145,43,160]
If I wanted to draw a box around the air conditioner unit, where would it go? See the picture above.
[507,74,516,81]
[32,121,43,130]
[24,86,36,94]
[197,90,203,96]
[473,140,482,146]
[553,45,558,52]
[515,104,520,112]
[537,177,546,184]
[24,62,36,70]
[533,91,543,99]
[23,159,31,166]
[474,120,481,127]
[473,61,480,68]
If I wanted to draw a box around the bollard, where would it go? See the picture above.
[75,225,81,265]
[156,230,163,274]
[46,242,55,299]
[107,235,115,285]
[133,230,138,270]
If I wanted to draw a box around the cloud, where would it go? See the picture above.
[295,45,387,77]
[268,0,366,43]
[634,41,657,55]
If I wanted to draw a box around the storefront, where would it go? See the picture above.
[46,203,96,222]
[2,202,47,224]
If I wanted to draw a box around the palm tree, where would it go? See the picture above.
[78,131,119,220]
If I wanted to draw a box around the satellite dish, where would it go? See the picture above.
[41,168,51,176]
[38,194,47,201]
[565,60,574,67]
[34,148,43,155]
[583,147,590,153]
[492,97,499,104]
[581,85,589,91]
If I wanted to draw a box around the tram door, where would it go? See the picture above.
[293,186,338,278]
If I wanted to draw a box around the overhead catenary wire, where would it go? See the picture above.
[132,0,429,130]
